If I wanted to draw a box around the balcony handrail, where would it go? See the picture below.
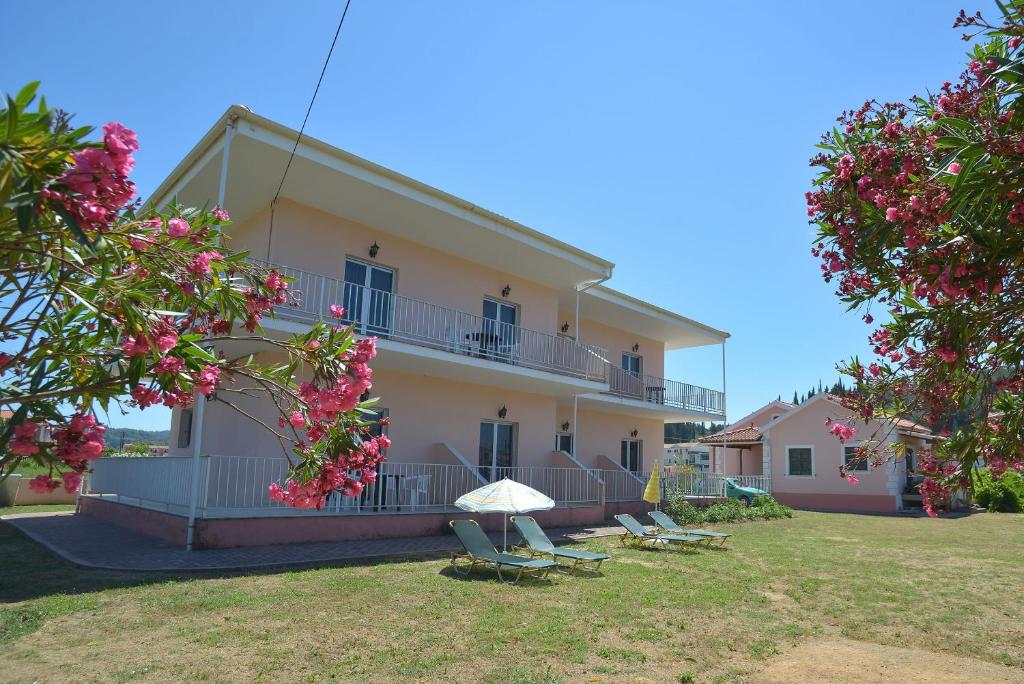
[604,365,725,417]
[251,259,609,382]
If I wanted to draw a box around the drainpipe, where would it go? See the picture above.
[721,340,727,483]
[185,115,235,551]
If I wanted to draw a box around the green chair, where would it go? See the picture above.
[648,510,732,547]
[510,515,609,572]
[449,519,557,584]
[613,513,704,549]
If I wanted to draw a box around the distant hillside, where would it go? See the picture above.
[105,428,170,447]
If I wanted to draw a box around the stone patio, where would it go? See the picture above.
[2,511,627,572]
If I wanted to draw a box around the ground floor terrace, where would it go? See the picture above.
[2,507,1021,682]
[82,365,747,548]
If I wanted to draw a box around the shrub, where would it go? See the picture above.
[974,469,1024,513]
[664,495,792,525]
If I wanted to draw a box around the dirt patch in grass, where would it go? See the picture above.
[755,638,1024,683]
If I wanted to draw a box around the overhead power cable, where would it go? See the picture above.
[267,0,353,259]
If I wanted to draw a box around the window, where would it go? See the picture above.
[555,432,573,454]
[176,408,193,449]
[905,447,916,481]
[786,446,813,476]
[621,439,642,472]
[479,421,517,481]
[343,258,395,335]
[843,446,868,471]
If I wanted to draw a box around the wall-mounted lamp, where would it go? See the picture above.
[560,321,570,334]
[368,242,380,259]
[498,405,508,419]
[501,284,511,298]
[630,429,639,438]
[631,343,640,353]
[561,421,570,432]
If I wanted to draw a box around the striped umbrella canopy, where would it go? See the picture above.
[455,478,555,551]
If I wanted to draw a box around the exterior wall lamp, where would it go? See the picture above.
[501,284,511,298]
[561,421,570,432]
[369,242,380,259]
[631,343,640,353]
[498,405,508,419]
[560,321,570,333]
[630,429,639,438]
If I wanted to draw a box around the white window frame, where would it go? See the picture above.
[785,444,815,478]
[621,438,643,473]
[842,443,869,472]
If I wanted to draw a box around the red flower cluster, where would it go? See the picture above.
[27,413,107,494]
[46,122,139,232]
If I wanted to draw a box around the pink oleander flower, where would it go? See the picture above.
[187,250,223,278]
[947,162,962,174]
[155,331,178,353]
[847,474,859,485]
[288,411,306,429]
[212,207,230,221]
[885,207,899,222]
[194,364,221,396]
[155,356,185,375]
[868,363,881,377]
[61,471,83,494]
[936,347,958,363]
[10,422,40,455]
[329,304,345,319]
[121,334,151,358]
[28,475,61,494]
[827,419,856,443]
[166,217,190,237]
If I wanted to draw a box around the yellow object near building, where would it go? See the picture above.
[643,462,660,505]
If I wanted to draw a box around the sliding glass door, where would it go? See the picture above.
[480,298,518,359]
[479,421,516,482]
[343,258,394,335]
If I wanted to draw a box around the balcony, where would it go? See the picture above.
[252,260,608,383]
[600,365,725,419]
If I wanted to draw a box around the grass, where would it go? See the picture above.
[0,509,1022,682]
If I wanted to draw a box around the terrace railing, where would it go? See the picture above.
[251,260,608,382]
[85,458,770,518]
[86,456,604,518]
[604,365,725,417]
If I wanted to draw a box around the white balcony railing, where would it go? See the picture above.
[251,260,608,382]
[605,365,725,417]
[87,456,604,518]
[85,458,770,517]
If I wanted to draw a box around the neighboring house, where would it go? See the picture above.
[700,394,934,513]
[81,106,729,547]
[663,442,709,472]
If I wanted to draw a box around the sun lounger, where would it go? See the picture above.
[648,510,732,546]
[510,515,609,572]
[449,519,557,584]
[613,513,704,549]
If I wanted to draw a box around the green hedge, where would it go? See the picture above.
[973,468,1024,513]
[665,495,793,525]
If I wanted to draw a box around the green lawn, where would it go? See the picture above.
[1,509,1022,683]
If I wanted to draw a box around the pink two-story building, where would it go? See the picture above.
[81,106,729,548]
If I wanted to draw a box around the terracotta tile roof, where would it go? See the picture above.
[698,424,762,445]
[894,417,932,435]
[0,409,13,421]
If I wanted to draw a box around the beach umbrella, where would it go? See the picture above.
[643,460,661,508]
[454,478,555,551]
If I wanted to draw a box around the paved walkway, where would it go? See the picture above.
[1,512,626,572]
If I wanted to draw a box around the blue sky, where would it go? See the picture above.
[1,1,976,431]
